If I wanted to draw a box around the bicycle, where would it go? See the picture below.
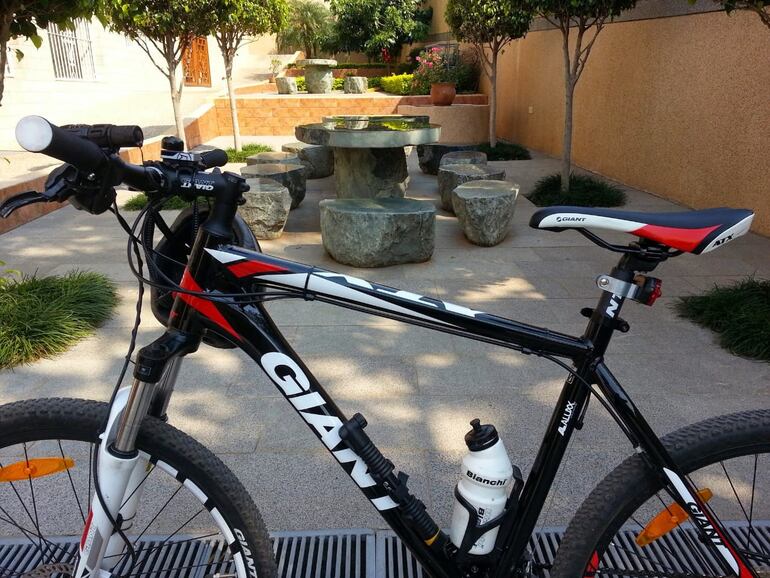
[0,114,766,578]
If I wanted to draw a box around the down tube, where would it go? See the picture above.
[239,305,459,578]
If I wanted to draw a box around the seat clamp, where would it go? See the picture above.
[596,274,639,299]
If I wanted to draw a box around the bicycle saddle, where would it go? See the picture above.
[529,206,754,254]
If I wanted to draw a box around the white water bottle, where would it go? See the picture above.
[449,419,513,555]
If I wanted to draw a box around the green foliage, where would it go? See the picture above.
[526,0,637,19]
[380,74,414,95]
[0,260,20,290]
[527,173,626,207]
[276,0,334,58]
[478,142,531,161]
[446,0,531,48]
[293,76,344,91]
[123,194,191,210]
[368,76,383,89]
[329,0,430,58]
[677,277,770,361]
[224,142,273,162]
[101,0,214,41]
[0,271,118,369]
[0,0,98,104]
[209,0,289,65]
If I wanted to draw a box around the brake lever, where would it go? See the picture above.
[0,191,48,218]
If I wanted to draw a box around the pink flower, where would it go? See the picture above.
[427,62,433,68]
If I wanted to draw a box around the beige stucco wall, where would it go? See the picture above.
[481,10,770,235]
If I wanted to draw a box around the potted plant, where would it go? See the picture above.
[413,46,459,106]
[269,58,284,83]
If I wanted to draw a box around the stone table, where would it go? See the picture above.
[296,59,337,94]
[296,115,441,198]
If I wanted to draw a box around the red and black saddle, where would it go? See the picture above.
[529,206,754,254]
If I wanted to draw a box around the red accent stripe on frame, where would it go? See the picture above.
[176,269,241,341]
[585,551,600,577]
[631,224,721,253]
[228,260,288,278]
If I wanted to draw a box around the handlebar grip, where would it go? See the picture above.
[102,125,144,148]
[16,116,107,173]
[200,149,228,169]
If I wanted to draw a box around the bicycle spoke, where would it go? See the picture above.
[58,440,86,524]
[22,446,46,563]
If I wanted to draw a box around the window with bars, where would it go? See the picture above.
[48,20,96,80]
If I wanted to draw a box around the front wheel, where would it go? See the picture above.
[0,398,277,578]
[551,409,770,578]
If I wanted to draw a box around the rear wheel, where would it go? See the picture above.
[0,398,276,578]
[551,409,770,578]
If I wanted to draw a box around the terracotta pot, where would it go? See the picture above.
[430,82,456,106]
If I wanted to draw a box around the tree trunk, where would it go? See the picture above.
[0,15,12,107]
[560,31,574,194]
[489,51,498,148]
[225,58,242,152]
[167,53,186,143]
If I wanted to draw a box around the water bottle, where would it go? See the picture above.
[449,419,514,555]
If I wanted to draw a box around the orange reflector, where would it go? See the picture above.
[636,488,713,547]
[0,457,75,482]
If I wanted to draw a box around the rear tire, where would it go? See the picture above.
[551,409,770,577]
[0,397,277,578]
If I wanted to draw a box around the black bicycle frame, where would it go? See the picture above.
[132,226,758,578]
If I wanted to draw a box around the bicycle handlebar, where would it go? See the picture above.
[16,115,109,173]
[61,123,144,149]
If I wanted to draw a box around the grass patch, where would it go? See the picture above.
[223,142,273,163]
[122,193,201,211]
[478,142,531,161]
[676,277,770,361]
[527,173,626,207]
[0,271,118,369]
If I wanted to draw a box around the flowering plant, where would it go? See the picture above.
[411,46,461,93]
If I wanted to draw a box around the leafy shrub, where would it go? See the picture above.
[225,143,273,163]
[368,76,383,89]
[411,45,479,94]
[478,142,531,161]
[0,260,20,290]
[380,74,414,95]
[0,271,118,368]
[527,173,627,207]
[294,77,345,91]
[123,194,199,211]
[677,277,770,361]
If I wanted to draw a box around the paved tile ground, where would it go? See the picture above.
[0,147,767,534]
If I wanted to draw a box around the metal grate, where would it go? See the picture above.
[48,19,96,81]
[0,523,767,577]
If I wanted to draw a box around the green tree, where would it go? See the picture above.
[0,0,97,106]
[211,0,288,151]
[528,0,637,193]
[446,0,531,147]
[329,0,430,60]
[695,0,770,30]
[276,0,333,58]
[101,0,214,142]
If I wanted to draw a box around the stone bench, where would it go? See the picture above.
[241,178,292,240]
[276,77,297,94]
[417,143,479,175]
[440,150,487,169]
[241,163,306,209]
[245,151,302,167]
[343,76,368,94]
[438,164,506,212]
[319,198,436,267]
[282,142,334,179]
[452,180,519,246]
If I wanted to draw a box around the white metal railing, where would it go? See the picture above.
[48,20,96,81]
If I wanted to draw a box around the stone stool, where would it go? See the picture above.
[297,58,337,94]
[245,151,302,167]
[241,178,292,240]
[452,180,519,246]
[438,164,506,212]
[319,198,436,267]
[241,163,306,209]
[282,142,334,179]
[343,76,368,94]
[276,77,297,94]
[440,150,487,169]
[417,143,479,175]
